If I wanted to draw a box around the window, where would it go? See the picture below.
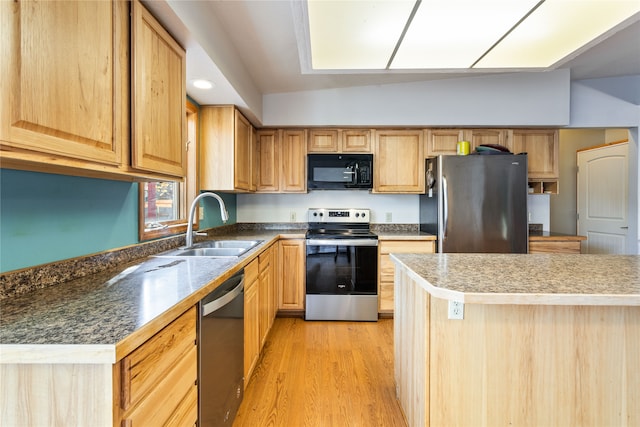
[139,100,199,240]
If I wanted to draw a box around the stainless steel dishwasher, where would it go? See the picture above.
[198,269,244,426]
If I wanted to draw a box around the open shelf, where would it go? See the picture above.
[528,180,558,195]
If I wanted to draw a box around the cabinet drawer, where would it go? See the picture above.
[122,345,198,426]
[529,241,581,254]
[379,240,436,255]
[120,306,196,410]
[245,258,260,289]
[259,244,273,272]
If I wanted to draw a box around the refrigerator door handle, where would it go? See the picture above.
[442,176,448,240]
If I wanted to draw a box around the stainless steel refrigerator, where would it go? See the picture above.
[419,154,528,253]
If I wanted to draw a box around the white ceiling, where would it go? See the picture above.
[145,1,640,117]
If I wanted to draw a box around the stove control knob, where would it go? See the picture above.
[355,213,360,218]
[313,212,317,217]
[360,212,366,218]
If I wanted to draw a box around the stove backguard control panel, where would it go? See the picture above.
[307,208,370,224]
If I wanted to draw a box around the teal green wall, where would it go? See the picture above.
[0,169,237,273]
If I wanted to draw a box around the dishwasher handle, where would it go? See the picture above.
[202,274,244,317]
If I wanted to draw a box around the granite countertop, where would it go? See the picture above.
[0,231,297,364]
[391,253,640,306]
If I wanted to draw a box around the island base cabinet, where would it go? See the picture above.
[0,363,113,426]
[394,269,640,427]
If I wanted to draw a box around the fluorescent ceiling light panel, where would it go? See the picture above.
[392,0,541,69]
[308,0,415,69]
[475,0,640,68]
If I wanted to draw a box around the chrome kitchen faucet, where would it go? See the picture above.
[185,192,229,248]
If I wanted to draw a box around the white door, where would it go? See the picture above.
[577,142,629,254]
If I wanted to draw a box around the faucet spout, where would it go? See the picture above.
[185,192,229,248]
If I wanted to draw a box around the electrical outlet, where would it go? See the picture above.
[290,211,297,222]
[385,212,392,222]
[199,206,205,220]
[448,300,464,320]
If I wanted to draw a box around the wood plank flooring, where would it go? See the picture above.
[233,317,408,427]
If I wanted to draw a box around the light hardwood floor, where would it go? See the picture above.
[233,317,408,427]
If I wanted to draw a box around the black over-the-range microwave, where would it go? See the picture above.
[307,154,373,190]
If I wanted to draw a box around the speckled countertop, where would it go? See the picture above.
[391,253,640,306]
[0,231,302,364]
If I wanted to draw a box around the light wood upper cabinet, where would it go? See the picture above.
[255,128,306,193]
[255,129,280,192]
[512,129,559,179]
[1,0,187,181]
[342,129,372,152]
[0,0,127,168]
[426,129,465,157]
[131,0,186,178]
[200,106,254,192]
[374,130,425,193]
[308,129,339,152]
[464,128,512,152]
[278,239,305,311]
[250,127,259,191]
[308,129,372,153]
[280,130,307,192]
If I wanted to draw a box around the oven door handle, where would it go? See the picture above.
[306,239,378,247]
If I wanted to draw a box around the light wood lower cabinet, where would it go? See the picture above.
[259,244,276,347]
[244,258,260,388]
[244,243,279,387]
[278,239,306,311]
[529,239,583,254]
[378,239,435,314]
[115,306,197,426]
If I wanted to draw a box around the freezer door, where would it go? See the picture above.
[440,154,528,253]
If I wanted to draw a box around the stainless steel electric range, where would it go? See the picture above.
[305,208,378,321]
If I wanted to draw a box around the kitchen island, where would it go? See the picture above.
[391,253,639,427]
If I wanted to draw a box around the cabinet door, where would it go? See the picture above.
[250,127,259,191]
[234,109,252,190]
[426,129,464,157]
[374,130,425,193]
[280,130,307,192]
[244,259,260,387]
[131,0,186,177]
[512,129,559,179]
[378,240,435,313]
[1,1,127,166]
[278,239,305,310]
[342,129,372,152]
[308,129,339,152]
[256,130,280,192]
[464,129,512,152]
[268,245,279,323]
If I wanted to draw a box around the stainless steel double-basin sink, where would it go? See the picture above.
[154,240,263,258]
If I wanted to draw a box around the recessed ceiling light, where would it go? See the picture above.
[192,79,214,90]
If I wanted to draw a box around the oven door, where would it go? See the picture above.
[305,238,378,295]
